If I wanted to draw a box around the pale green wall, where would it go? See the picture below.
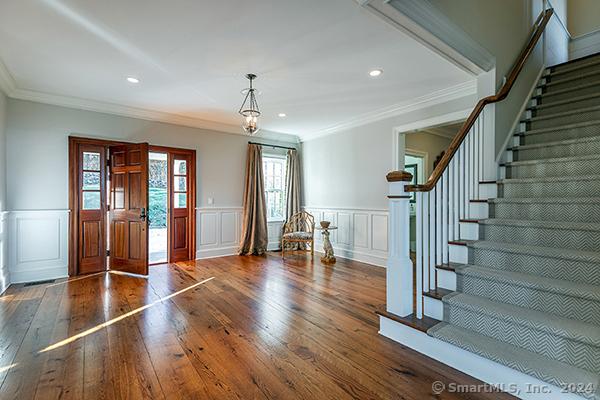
[568,0,600,37]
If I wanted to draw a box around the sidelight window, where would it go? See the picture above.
[81,151,102,210]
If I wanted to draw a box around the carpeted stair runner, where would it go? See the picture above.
[428,53,600,399]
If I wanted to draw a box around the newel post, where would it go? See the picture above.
[385,171,414,317]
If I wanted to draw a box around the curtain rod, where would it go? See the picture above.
[248,141,296,151]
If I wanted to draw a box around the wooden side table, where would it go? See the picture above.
[315,226,338,264]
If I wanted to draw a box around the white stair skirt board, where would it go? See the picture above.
[468,202,489,219]
[459,221,479,241]
[437,269,456,291]
[379,316,586,400]
[423,296,444,320]
[449,243,468,264]
[478,182,498,199]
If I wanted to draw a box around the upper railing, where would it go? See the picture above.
[406,8,554,193]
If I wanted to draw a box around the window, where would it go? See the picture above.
[263,156,286,221]
[82,151,101,210]
[173,159,187,208]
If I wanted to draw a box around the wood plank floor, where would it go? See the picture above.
[0,253,514,399]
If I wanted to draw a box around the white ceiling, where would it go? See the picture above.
[0,0,474,140]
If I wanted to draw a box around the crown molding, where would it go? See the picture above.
[0,58,298,143]
[300,80,476,142]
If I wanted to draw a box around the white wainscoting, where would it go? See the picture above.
[8,210,69,284]
[0,212,9,294]
[196,207,242,259]
[570,30,600,60]
[304,207,389,267]
[196,207,285,257]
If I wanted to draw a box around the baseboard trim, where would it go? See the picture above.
[10,266,68,284]
[316,246,387,268]
[196,246,238,260]
[379,316,585,400]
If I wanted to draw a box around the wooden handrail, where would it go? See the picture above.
[405,8,554,192]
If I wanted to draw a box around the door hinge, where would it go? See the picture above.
[106,250,110,257]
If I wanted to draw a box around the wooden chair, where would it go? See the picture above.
[281,211,315,259]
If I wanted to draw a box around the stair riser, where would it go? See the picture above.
[444,304,600,373]
[457,273,600,325]
[540,81,600,103]
[506,158,600,179]
[480,224,600,252]
[498,179,600,198]
[552,56,600,72]
[469,247,600,286]
[489,203,600,223]
[543,74,600,93]
[547,62,600,80]
[528,109,600,130]
[521,124,600,145]
[514,139,600,160]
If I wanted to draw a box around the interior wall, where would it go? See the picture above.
[405,132,452,178]
[301,95,474,266]
[568,0,600,37]
[0,91,8,293]
[428,0,565,155]
[4,99,298,280]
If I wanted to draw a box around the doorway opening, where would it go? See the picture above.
[149,152,168,264]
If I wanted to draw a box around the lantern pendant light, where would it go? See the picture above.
[239,73,261,135]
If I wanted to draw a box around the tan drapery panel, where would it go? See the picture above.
[285,149,301,220]
[239,144,268,255]
[284,149,303,250]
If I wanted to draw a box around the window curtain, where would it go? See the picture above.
[284,149,303,250]
[239,144,268,255]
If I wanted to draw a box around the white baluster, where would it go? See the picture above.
[435,184,442,268]
[448,158,454,243]
[423,191,430,294]
[453,155,460,239]
[442,169,449,264]
[429,187,436,289]
[416,192,423,318]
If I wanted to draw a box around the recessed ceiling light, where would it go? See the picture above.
[126,77,140,84]
[278,113,287,118]
[369,69,383,77]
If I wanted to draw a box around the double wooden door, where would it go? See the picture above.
[69,138,196,276]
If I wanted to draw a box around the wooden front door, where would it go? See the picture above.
[170,153,194,262]
[76,145,107,274]
[109,143,149,275]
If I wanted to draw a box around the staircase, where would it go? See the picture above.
[427,54,600,399]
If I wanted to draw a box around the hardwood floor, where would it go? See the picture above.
[0,253,513,399]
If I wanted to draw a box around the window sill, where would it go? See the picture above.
[267,219,285,223]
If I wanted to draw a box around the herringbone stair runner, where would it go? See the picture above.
[428,54,600,399]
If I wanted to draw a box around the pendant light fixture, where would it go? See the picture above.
[239,73,261,135]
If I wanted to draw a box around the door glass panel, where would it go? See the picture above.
[174,160,187,175]
[83,152,100,171]
[174,176,186,191]
[82,191,101,210]
[174,193,187,208]
[82,171,101,190]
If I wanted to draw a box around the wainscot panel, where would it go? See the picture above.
[8,210,69,283]
[304,207,389,267]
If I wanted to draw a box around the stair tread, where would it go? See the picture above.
[539,70,600,88]
[444,292,600,345]
[480,218,600,232]
[522,104,600,124]
[510,134,600,150]
[504,153,600,166]
[424,288,453,300]
[550,52,600,71]
[436,262,463,272]
[529,92,600,111]
[489,196,600,204]
[429,322,600,396]
[547,57,600,77]
[457,264,600,302]
[499,174,600,184]
[539,78,600,99]
[469,240,600,263]
[517,119,600,136]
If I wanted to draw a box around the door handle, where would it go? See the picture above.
[140,207,147,222]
